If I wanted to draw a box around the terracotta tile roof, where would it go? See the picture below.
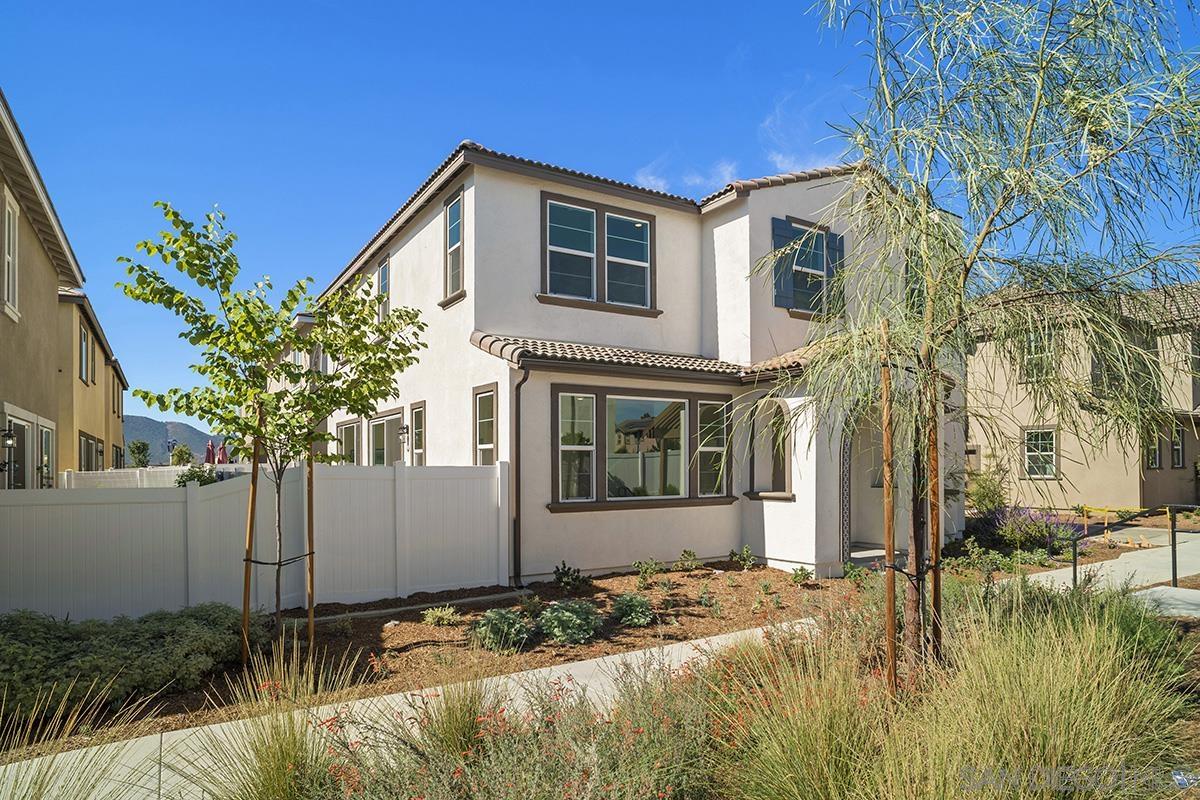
[698,163,862,206]
[471,331,745,377]
[472,330,815,382]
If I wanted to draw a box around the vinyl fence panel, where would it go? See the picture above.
[0,463,509,620]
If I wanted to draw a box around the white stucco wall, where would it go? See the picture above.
[471,167,707,355]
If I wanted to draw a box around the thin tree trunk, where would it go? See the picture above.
[240,431,262,665]
[879,320,898,696]
[904,428,926,680]
[306,448,315,650]
[274,470,284,639]
[927,376,943,660]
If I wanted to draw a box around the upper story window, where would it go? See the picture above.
[541,193,658,316]
[1171,421,1186,469]
[78,323,89,383]
[410,402,426,466]
[1145,438,1161,470]
[90,335,96,384]
[605,214,650,307]
[377,258,390,319]
[547,201,596,300]
[3,185,18,318]
[444,190,464,302]
[771,217,844,318]
[1019,328,1055,382]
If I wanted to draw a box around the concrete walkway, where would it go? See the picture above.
[2,621,806,800]
[1131,586,1200,618]
[1024,531,1200,591]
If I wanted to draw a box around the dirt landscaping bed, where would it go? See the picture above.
[138,561,841,737]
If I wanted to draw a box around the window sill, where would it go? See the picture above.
[438,289,467,309]
[786,308,815,321]
[536,293,663,318]
[3,303,18,323]
[547,495,736,513]
[743,491,796,502]
[1018,476,1060,481]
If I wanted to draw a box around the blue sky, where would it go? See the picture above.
[2,1,864,426]
[3,3,1197,428]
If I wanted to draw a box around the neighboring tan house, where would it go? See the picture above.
[316,141,965,581]
[57,288,127,473]
[0,88,86,489]
[966,285,1200,510]
[0,87,125,488]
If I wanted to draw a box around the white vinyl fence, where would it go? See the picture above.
[0,463,510,620]
[59,464,252,489]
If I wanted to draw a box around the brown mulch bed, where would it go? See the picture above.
[134,562,843,738]
[281,583,520,618]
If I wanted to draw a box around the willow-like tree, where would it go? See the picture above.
[756,1,1200,668]
[119,203,426,634]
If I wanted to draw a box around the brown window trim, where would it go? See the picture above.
[409,400,426,465]
[549,383,733,510]
[786,308,816,321]
[1018,425,1060,481]
[368,406,405,466]
[541,191,658,313]
[472,382,498,465]
[742,491,796,502]
[535,293,663,318]
[442,186,465,306]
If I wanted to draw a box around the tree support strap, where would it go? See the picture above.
[244,551,314,568]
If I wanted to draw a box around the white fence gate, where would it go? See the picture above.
[0,463,510,620]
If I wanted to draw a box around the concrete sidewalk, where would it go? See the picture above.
[2,621,805,800]
[1132,586,1200,618]
[1024,533,1200,590]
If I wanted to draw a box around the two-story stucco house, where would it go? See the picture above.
[0,87,126,488]
[319,142,965,581]
[967,284,1200,510]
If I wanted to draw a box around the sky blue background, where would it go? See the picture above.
[1,2,1196,427]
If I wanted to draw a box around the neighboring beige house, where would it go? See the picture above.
[0,87,125,488]
[57,288,127,472]
[966,286,1200,511]
[316,141,965,581]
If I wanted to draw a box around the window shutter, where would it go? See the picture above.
[771,217,795,308]
[825,232,845,314]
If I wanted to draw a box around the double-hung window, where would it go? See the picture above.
[558,393,595,501]
[605,214,650,307]
[697,401,727,496]
[771,217,844,316]
[410,403,426,466]
[1020,328,1055,382]
[1172,421,1186,469]
[445,192,463,299]
[547,201,596,300]
[79,323,89,383]
[3,186,17,317]
[1146,438,1161,470]
[90,336,96,384]
[1023,428,1057,478]
[337,422,359,465]
[473,386,496,466]
[377,259,390,319]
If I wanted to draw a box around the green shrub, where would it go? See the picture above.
[470,609,536,653]
[729,545,756,571]
[966,467,1008,515]
[842,561,870,590]
[673,549,700,571]
[698,581,717,608]
[328,615,354,638]
[631,558,664,590]
[0,603,270,713]
[538,600,602,644]
[517,594,545,618]
[790,566,813,585]
[175,463,219,487]
[420,605,463,627]
[610,593,654,627]
[552,560,590,593]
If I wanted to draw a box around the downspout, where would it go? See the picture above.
[511,364,531,587]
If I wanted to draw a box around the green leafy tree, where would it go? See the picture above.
[752,1,1200,663]
[169,443,194,466]
[119,202,427,633]
[127,440,150,468]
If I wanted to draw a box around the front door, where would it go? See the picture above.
[8,419,29,489]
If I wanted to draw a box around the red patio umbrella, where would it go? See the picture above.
[217,442,228,464]
[204,440,216,464]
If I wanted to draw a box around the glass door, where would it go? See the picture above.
[38,426,53,488]
[8,419,29,489]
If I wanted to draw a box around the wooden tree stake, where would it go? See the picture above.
[240,419,263,665]
[306,445,316,650]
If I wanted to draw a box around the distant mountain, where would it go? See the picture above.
[123,415,228,465]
